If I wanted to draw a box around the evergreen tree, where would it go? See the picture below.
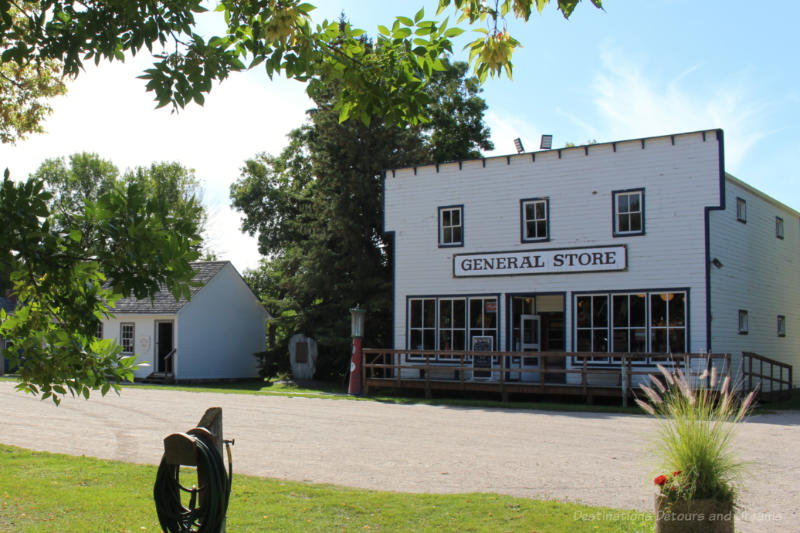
[231,59,492,379]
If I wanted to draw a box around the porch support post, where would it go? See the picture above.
[621,354,629,407]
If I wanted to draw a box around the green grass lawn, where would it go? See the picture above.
[0,444,654,532]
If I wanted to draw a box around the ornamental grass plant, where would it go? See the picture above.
[636,363,757,507]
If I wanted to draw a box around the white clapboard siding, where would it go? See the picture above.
[709,176,800,386]
[386,130,723,353]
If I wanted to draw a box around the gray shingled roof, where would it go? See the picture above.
[112,261,228,314]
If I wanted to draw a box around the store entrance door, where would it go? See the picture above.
[520,314,540,382]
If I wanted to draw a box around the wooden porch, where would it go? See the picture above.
[362,349,733,405]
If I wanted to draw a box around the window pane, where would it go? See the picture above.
[629,193,640,212]
[439,300,451,327]
[410,329,422,349]
[423,300,435,327]
[440,330,452,350]
[618,214,629,232]
[411,300,422,327]
[593,296,608,327]
[669,293,685,326]
[651,295,667,326]
[442,210,451,226]
[577,296,591,327]
[577,330,591,351]
[452,227,462,243]
[613,329,629,352]
[631,329,647,352]
[454,331,466,350]
[630,295,646,327]
[471,299,483,328]
[423,329,435,349]
[651,329,667,353]
[535,202,545,219]
[526,203,535,219]
[593,330,608,352]
[613,295,628,327]
[536,221,547,238]
[668,329,686,353]
[618,194,629,213]
[630,213,641,231]
[454,299,465,328]
[526,221,535,238]
[484,300,497,328]
[451,209,460,226]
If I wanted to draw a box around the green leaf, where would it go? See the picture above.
[396,16,414,26]
[414,7,425,23]
[68,229,82,242]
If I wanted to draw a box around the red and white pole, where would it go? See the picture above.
[348,305,366,395]
[348,337,362,395]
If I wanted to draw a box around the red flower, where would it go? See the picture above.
[654,475,668,486]
[673,471,681,476]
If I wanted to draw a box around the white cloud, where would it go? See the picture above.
[587,47,767,170]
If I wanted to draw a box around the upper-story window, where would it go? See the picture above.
[520,198,549,242]
[776,216,784,239]
[438,205,463,247]
[736,197,747,223]
[777,315,786,337]
[613,188,644,236]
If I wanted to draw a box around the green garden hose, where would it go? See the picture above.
[153,433,233,533]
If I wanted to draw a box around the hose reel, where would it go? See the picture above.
[154,407,233,533]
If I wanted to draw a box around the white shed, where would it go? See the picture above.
[100,261,269,382]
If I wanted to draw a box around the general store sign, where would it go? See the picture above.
[453,245,627,277]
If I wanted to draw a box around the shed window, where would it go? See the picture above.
[613,189,644,236]
[121,323,135,354]
[438,206,463,247]
[521,198,549,242]
[736,197,747,223]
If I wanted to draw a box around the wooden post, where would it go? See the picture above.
[424,354,431,399]
[621,355,629,407]
[197,407,225,533]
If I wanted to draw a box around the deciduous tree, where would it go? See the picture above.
[0,156,206,402]
[0,0,602,140]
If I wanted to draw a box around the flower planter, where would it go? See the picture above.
[654,494,733,533]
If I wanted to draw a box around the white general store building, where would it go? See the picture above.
[383,129,798,388]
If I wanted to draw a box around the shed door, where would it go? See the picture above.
[156,321,174,374]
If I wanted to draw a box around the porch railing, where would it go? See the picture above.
[362,349,731,405]
[742,352,793,402]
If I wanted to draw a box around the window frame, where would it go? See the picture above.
[573,289,688,366]
[612,188,645,237]
[777,315,786,337]
[520,197,550,243]
[736,197,747,223]
[120,322,135,354]
[738,310,749,335]
[437,205,464,248]
[776,216,784,239]
[406,295,498,363]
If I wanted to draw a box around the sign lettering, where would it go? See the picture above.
[453,246,627,277]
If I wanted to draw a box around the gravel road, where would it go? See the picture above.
[1,381,797,532]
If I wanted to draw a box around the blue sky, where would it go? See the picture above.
[1,1,798,271]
